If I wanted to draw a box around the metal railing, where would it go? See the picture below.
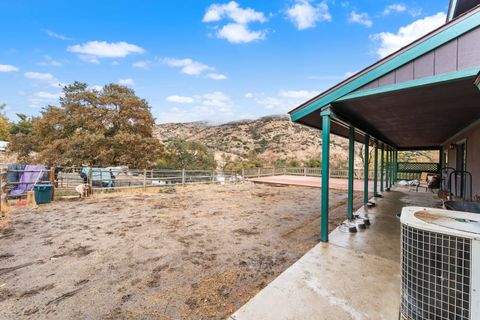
[242,167,374,179]
[3,166,242,199]
[244,162,440,182]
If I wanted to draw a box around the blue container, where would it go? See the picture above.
[33,184,53,204]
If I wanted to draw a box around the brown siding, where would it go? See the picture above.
[458,26,480,69]
[414,51,435,79]
[443,121,480,197]
[356,26,480,92]
[435,39,458,74]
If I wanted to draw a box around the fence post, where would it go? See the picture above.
[0,172,2,213]
[143,169,147,192]
[241,168,245,178]
[88,168,93,196]
[304,167,307,176]
[273,167,275,176]
[257,167,260,178]
[50,167,55,200]
[182,169,186,185]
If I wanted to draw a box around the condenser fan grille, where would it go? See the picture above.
[401,224,471,319]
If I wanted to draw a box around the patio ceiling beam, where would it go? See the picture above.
[336,68,479,103]
[289,10,480,122]
[329,113,395,148]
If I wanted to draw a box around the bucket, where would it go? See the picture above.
[33,184,53,205]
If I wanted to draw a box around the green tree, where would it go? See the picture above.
[288,159,301,167]
[8,114,37,163]
[305,157,322,168]
[8,82,164,167]
[158,139,216,170]
[0,104,10,141]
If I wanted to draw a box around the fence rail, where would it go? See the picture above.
[3,167,242,199]
[243,167,374,179]
[243,162,440,181]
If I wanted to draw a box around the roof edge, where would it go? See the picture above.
[289,6,480,122]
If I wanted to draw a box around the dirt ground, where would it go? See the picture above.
[0,182,363,319]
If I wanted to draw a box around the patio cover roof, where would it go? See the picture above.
[289,6,480,150]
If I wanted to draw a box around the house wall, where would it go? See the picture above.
[442,120,480,197]
[358,26,480,91]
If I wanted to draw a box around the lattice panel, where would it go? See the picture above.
[398,162,440,173]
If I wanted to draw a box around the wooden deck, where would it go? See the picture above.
[248,175,375,191]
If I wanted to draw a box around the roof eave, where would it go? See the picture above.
[289,6,480,121]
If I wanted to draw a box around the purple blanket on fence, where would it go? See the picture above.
[10,165,48,196]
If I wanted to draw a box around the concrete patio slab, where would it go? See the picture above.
[229,189,441,320]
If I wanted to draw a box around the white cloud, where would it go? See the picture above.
[344,71,356,78]
[166,95,195,103]
[203,1,267,44]
[24,72,55,81]
[205,73,227,80]
[372,12,446,58]
[28,91,63,108]
[245,92,254,98]
[118,78,134,86]
[0,64,19,72]
[132,60,150,69]
[348,11,373,27]
[158,91,234,123]
[203,1,266,24]
[37,55,62,67]
[161,57,212,76]
[44,29,71,41]
[67,41,144,63]
[247,90,319,111]
[286,0,331,30]
[382,3,406,15]
[24,71,64,88]
[217,23,266,43]
[89,85,103,91]
[160,57,227,80]
[279,90,319,99]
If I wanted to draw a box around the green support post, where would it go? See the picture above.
[363,135,370,205]
[373,141,378,197]
[385,148,389,191]
[390,150,394,188]
[439,147,444,182]
[394,150,398,184]
[320,109,331,242]
[380,144,384,193]
[347,127,355,220]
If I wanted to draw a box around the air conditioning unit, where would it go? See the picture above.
[400,207,480,320]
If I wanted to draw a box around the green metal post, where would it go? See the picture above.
[380,144,384,193]
[439,147,444,183]
[385,148,389,190]
[394,150,398,184]
[390,150,394,188]
[320,109,331,242]
[373,141,378,197]
[363,135,370,205]
[347,127,355,220]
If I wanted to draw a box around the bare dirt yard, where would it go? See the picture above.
[0,182,363,319]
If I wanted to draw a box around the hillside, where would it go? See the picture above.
[154,116,354,168]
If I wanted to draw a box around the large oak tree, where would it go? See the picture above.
[9,82,164,168]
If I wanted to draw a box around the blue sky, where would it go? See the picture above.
[0,0,448,124]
